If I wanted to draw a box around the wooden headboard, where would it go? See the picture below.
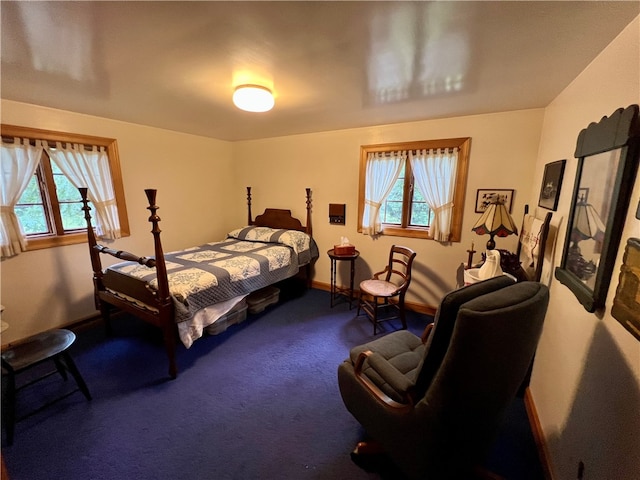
[246,187,312,236]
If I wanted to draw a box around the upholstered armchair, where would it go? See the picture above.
[338,276,549,479]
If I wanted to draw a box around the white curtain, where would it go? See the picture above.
[46,142,121,239]
[0,138,44,257]
[362,151,405,235]
[410,147,458,242]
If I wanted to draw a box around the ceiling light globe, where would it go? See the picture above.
[233,85,274,112]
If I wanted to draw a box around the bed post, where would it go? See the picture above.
[79,187,112,330]
[247,186,253,225]
[305,187,312,236]
[80,188,103,286]
[144,189,177,379]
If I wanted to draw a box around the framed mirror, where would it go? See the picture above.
[555,105,640,312]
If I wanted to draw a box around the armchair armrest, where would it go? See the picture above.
[420,322,434,343]
[354,350,415,411]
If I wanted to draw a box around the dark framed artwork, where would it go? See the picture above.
[538,160,566,211]
[555,105,640,312]
[475,189,514,213]
[612,238,640,341]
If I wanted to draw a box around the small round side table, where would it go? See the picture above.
[327,248,360,308]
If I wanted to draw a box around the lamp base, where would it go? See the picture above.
[486,235,496,250]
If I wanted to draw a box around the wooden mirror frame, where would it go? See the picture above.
[555,105,640,312]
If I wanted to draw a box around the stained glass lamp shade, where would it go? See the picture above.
[472,200,518,250]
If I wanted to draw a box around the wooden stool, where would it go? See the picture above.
[1,329,91,445]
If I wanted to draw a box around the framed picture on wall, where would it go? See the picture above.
[612,238,640,341]
[538,159,566,211]
[475,189,514,213]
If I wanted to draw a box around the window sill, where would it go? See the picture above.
[380,226,431,239]
[25,232,90,250]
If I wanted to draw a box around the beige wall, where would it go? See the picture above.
[233,108,544,309]
[0,101,235,344]
[529,16,640,479]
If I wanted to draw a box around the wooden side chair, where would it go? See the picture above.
[357,245,417,335]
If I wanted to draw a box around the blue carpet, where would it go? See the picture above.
[2,288,544,479]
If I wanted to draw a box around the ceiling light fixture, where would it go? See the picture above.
[232,85,274,112]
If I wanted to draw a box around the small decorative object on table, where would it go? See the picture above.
[334,236,356,255]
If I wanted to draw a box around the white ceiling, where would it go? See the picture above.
[1,1,638,142]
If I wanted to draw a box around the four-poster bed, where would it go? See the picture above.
[80,187,315,378]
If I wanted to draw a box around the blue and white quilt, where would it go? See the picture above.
[107,226,318,326]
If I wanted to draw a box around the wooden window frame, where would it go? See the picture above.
[357,137,471,241]
[1,124,130,250]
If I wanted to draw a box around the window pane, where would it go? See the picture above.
[410,188,432,226]
[16,175,49,234]
[381,176,405,224]
[53,173,81,202]
[60,202,86,230]
[15,205,50,235]
[19,175,43,203]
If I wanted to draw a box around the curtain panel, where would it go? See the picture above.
[410,147,459,242]
[0,138,44,257]
[46,142,121,239]
[361,151,405,235]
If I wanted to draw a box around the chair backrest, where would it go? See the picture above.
[409,281,549,478]
[381,245,416,293]
[413,275,516,399]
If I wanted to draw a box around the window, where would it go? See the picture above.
[1,124,129,251]
[357,138,470,241]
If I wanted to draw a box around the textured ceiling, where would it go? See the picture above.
[1,1,638,141]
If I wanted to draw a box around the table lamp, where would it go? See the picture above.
[472,199,518,250]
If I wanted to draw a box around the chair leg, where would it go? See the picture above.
[356,291,363,316]
[372,296,379,335]
[399,294,407,330]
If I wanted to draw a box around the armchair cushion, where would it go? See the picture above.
[349,330,425,402]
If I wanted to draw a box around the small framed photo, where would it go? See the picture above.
[538,160,566,211]
[475,189,514,213]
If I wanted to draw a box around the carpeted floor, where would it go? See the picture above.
[1,287,544,479]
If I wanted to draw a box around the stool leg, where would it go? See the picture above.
[59,353,92,401]
[2,369,16,446]
[53,357,69,381]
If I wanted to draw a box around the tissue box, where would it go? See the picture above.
[333,244,356,255]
